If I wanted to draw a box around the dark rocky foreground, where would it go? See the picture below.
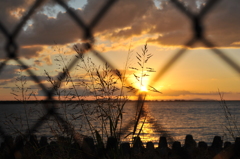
[1,134,240,159]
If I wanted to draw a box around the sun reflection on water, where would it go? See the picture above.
[120,102,175,147]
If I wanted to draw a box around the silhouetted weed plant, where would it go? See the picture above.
[126,44,161,141]
[42,44,134,144]
[4,68,38,136]
[219,91,240,141]
[128,43,160,94]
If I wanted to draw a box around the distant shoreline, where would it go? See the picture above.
[0,99,239,104]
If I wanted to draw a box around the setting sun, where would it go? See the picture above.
[140,85,148,92]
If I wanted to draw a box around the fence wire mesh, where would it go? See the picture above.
[0,0,239,157]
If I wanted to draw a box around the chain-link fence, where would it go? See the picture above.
[0,0,239,157]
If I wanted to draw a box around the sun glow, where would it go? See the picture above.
[140,85,148,92]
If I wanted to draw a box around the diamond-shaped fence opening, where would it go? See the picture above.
[0,0,240,157]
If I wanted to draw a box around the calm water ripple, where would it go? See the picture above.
[0,101,239,146]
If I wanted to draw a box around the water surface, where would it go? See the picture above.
[0,101,239,146]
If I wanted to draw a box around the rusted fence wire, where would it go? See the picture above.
[0,0,239,157]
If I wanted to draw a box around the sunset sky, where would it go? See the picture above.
[0,0,239,100]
